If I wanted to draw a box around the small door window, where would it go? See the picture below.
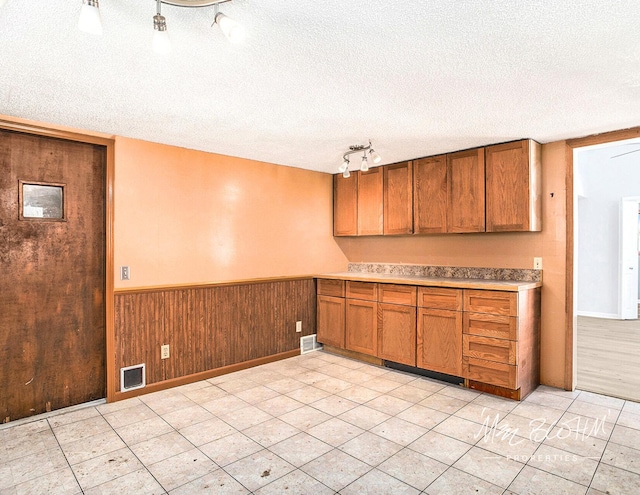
[19,181,66,221]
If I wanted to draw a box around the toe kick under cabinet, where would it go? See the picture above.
[316,276,541,400]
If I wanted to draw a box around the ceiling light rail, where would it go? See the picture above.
[339,140,381,178]
[78,0,245,53]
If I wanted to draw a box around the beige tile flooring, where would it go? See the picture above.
[2,351,640,494]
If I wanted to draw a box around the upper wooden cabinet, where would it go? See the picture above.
[358,168,384,235]
[383,161,413,235]
[333,173,358,236]
[413,155,447,234]
[485,139,542,232]
[447,148,485,233]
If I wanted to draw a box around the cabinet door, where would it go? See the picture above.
[317,295,345,348]
[346,299,378,356]
[378,303,416,366]
[447,148,485,233]
[357,168,384,235]
[413,155,447,234]
[417,308,462,376]
[485,139,541,232]
[384,161,413,235]
[333,173,358,236]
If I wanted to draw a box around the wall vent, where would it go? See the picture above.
[300,334,321,354]
[120,363,146,392]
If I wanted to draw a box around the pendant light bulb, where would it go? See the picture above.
[369,148,381,164]
[360,154,369,172]
[78,0,103,35]
[343,168,350,178]
[215,12,245,43]
[153,15,171,54]
[338,159,349,174]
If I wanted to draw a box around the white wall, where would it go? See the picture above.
[576,143,640,317]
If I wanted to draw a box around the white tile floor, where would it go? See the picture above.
[2,351,640,494]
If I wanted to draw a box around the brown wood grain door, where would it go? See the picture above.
[0,129,106,422]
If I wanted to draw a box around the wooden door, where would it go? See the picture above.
[447,148,485,233]
[0,130,106,422]
[383,161,413,235]
[485,139,541,232]
[317,295,345,348]
[378,303,416,366]
[413,155,447,234]
[417,308,462,376]
[333,173,358,236]
[345,299,378,356]
[357,168,383,235]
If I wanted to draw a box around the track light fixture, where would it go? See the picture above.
[339,140,381,176]
[78,0,245,50]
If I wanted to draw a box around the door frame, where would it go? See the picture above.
[0,115,116,402]
[566,126,640,390]
[619,196,640,319]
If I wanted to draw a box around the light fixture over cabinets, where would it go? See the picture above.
[339,141,382,178]
[78,0,245,52]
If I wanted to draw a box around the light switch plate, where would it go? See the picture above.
[533,257,543,270]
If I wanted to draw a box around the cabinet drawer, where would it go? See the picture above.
[379,284,417,306]
[464,290,517,316]
[463,356,517,389]
[317,279,345,297]
[464,313,518,340]
[346,281,378,301]
[417,287,462,310]
[463,335,516,365]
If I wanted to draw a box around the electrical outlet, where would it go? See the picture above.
[295,321,302,333]
[533,257,543,270]
[161,344,170,359]
[120,266,130,280]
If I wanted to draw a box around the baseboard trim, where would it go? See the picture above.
[577,311,619,319]
[112,349,300,402]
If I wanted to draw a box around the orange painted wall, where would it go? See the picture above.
[113,137,349,288]
[335,142,568,388]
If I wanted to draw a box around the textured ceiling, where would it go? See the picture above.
[1,1,640,173]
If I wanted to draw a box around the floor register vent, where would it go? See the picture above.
[120,363,146,392]
[300,334,322,354]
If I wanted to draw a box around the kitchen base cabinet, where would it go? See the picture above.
[317,295,345,348]
[378,303,416,366]
[462,288,541,400]
[346,299,378,356]
[417,308,462,376]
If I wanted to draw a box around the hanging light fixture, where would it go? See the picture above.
[213,4,245,43]
[78,0,103,35]
[339,140,381,175]
[153,0,172,54]
[78,0,245,47]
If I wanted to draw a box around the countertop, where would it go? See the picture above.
[316,272,542,291]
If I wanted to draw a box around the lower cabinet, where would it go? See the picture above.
[417,308,462,376]
[345,298,378,356]
[316,278,540,400]
[378,303,416,366]
[317,295,345,348]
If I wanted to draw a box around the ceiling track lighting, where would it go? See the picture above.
[78,0,245,50]
[339,140,381,177]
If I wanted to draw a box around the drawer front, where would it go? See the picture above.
[463,335,516,365]
[464,290,517,316]
[346,281,378,301]
[464,313,518,340]
[379,284,417,306]
[417,287,462,310]
[463,356,517,389]
[317,279,345,297]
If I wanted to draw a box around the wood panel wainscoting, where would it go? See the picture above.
[112,277,316,401]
